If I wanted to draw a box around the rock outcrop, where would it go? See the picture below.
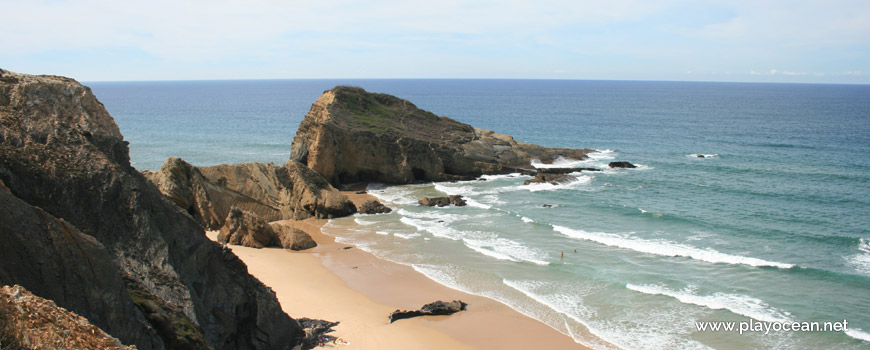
[0,70,302,349]
[357,200,392,214]
[524,173,577,185]
[216,208,316,250]
[0,285,136,350]
[418,195,467,207]
[290,86,593,185]
[143,157,356,230]
[608,161,637,168]
[388,300,468,323]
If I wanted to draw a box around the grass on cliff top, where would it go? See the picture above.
[332,86,448,136]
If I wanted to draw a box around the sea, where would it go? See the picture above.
[89,79,870,350]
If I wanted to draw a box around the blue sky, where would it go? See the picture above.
[2,0,869,83]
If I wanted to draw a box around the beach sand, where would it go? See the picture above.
[207,191,590,350]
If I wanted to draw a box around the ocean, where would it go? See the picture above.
[89,79,870,350]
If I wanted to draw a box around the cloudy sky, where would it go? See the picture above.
[2,0,868,83]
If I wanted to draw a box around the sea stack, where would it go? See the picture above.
[290,86,593,186]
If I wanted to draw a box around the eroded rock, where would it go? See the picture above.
[357,200,392,214]
[290,86,593,185]
[419,195,467,207]
[388,300,468,323]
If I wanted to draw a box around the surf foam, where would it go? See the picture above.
[553,226,794,269]
[625,283,792,323]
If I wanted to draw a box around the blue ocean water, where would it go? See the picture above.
[90,80,870,349]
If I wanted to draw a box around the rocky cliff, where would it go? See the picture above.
[0,69,302,349]
[142,157,356,230]
[0,285,135,350]
[290,86,593,185]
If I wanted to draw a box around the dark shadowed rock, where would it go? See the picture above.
[143,158,357,230]
[0,69,301,349]
[419,195,466,207]
[357,200,392,214]
[388,300,468,323]
[297,318,340,349]
[290,86,593,185]
[608,161,637,168]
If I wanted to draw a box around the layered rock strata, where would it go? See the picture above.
[143,158,357,230]
[0,69,301,349]
[290,86,593,185]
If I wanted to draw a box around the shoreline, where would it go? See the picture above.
[207,190,591,350]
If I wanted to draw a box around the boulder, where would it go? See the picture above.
[0,69,301,349]
[297,318,340,349]
[608,161,637,168]
[388,300,468,323]
[270,222,318,251]
[217,208,278,248]
[357,200,392,214]
[290,86,593,186]
[419,195,466,207]
[143,158,357,230]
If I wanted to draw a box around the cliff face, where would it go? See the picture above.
[0,69,301,349]
[143,157,356,230]
[290,86,593,185]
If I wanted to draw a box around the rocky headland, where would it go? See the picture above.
[143,157,357,230]
[0,69,303,349]
[290,86,594,186]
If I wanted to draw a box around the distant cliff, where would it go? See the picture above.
[290,86,592,185]
[0,69,302,349]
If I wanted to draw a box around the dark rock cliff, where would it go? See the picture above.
[0,69,302,349]
[290,86,593,185]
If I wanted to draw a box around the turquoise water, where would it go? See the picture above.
[90,80,870,349]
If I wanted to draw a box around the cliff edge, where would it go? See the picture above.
[0,69,302,349]
[290,86,593,185]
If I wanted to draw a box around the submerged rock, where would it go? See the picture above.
[418,195,467,207]
[290,86,593,186]
[608,161,637,168]
[388,300,468,323]
[357,199,392,214]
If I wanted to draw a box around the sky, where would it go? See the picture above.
[2,0,869,83]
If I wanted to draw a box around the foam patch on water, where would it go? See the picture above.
[845,328,870,342]
[465,237,550,265]
[625,284,792,323]
[553,226,794,269]
[522,216,535,223]
[366,183,423,205]
[523,175,594,192]
[687,153,720,159]
[531,156,592,169]
[846,238,870,275]
[504,279,709,350]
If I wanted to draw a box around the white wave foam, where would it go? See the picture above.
[860,238,870,254]
[524,175,593,192]
[504,279,709,350]
[465,238,550,266]
[479,173,522,181]
[626,284,792,323]
[845,328,870,342]
[531,156,591,169]
[847,238,870,275]
[687,153,720,159]
[553,226,794,269]
[353,217,378,226]
[522,216,535,223]
[394,232,421,240]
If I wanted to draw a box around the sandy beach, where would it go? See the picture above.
[207,191,590,350]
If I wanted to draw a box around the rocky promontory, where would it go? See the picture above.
[290,86,593,185]
[0,69,303,349]
[143,157,357,230]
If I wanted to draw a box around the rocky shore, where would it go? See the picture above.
[0,70,593,349]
